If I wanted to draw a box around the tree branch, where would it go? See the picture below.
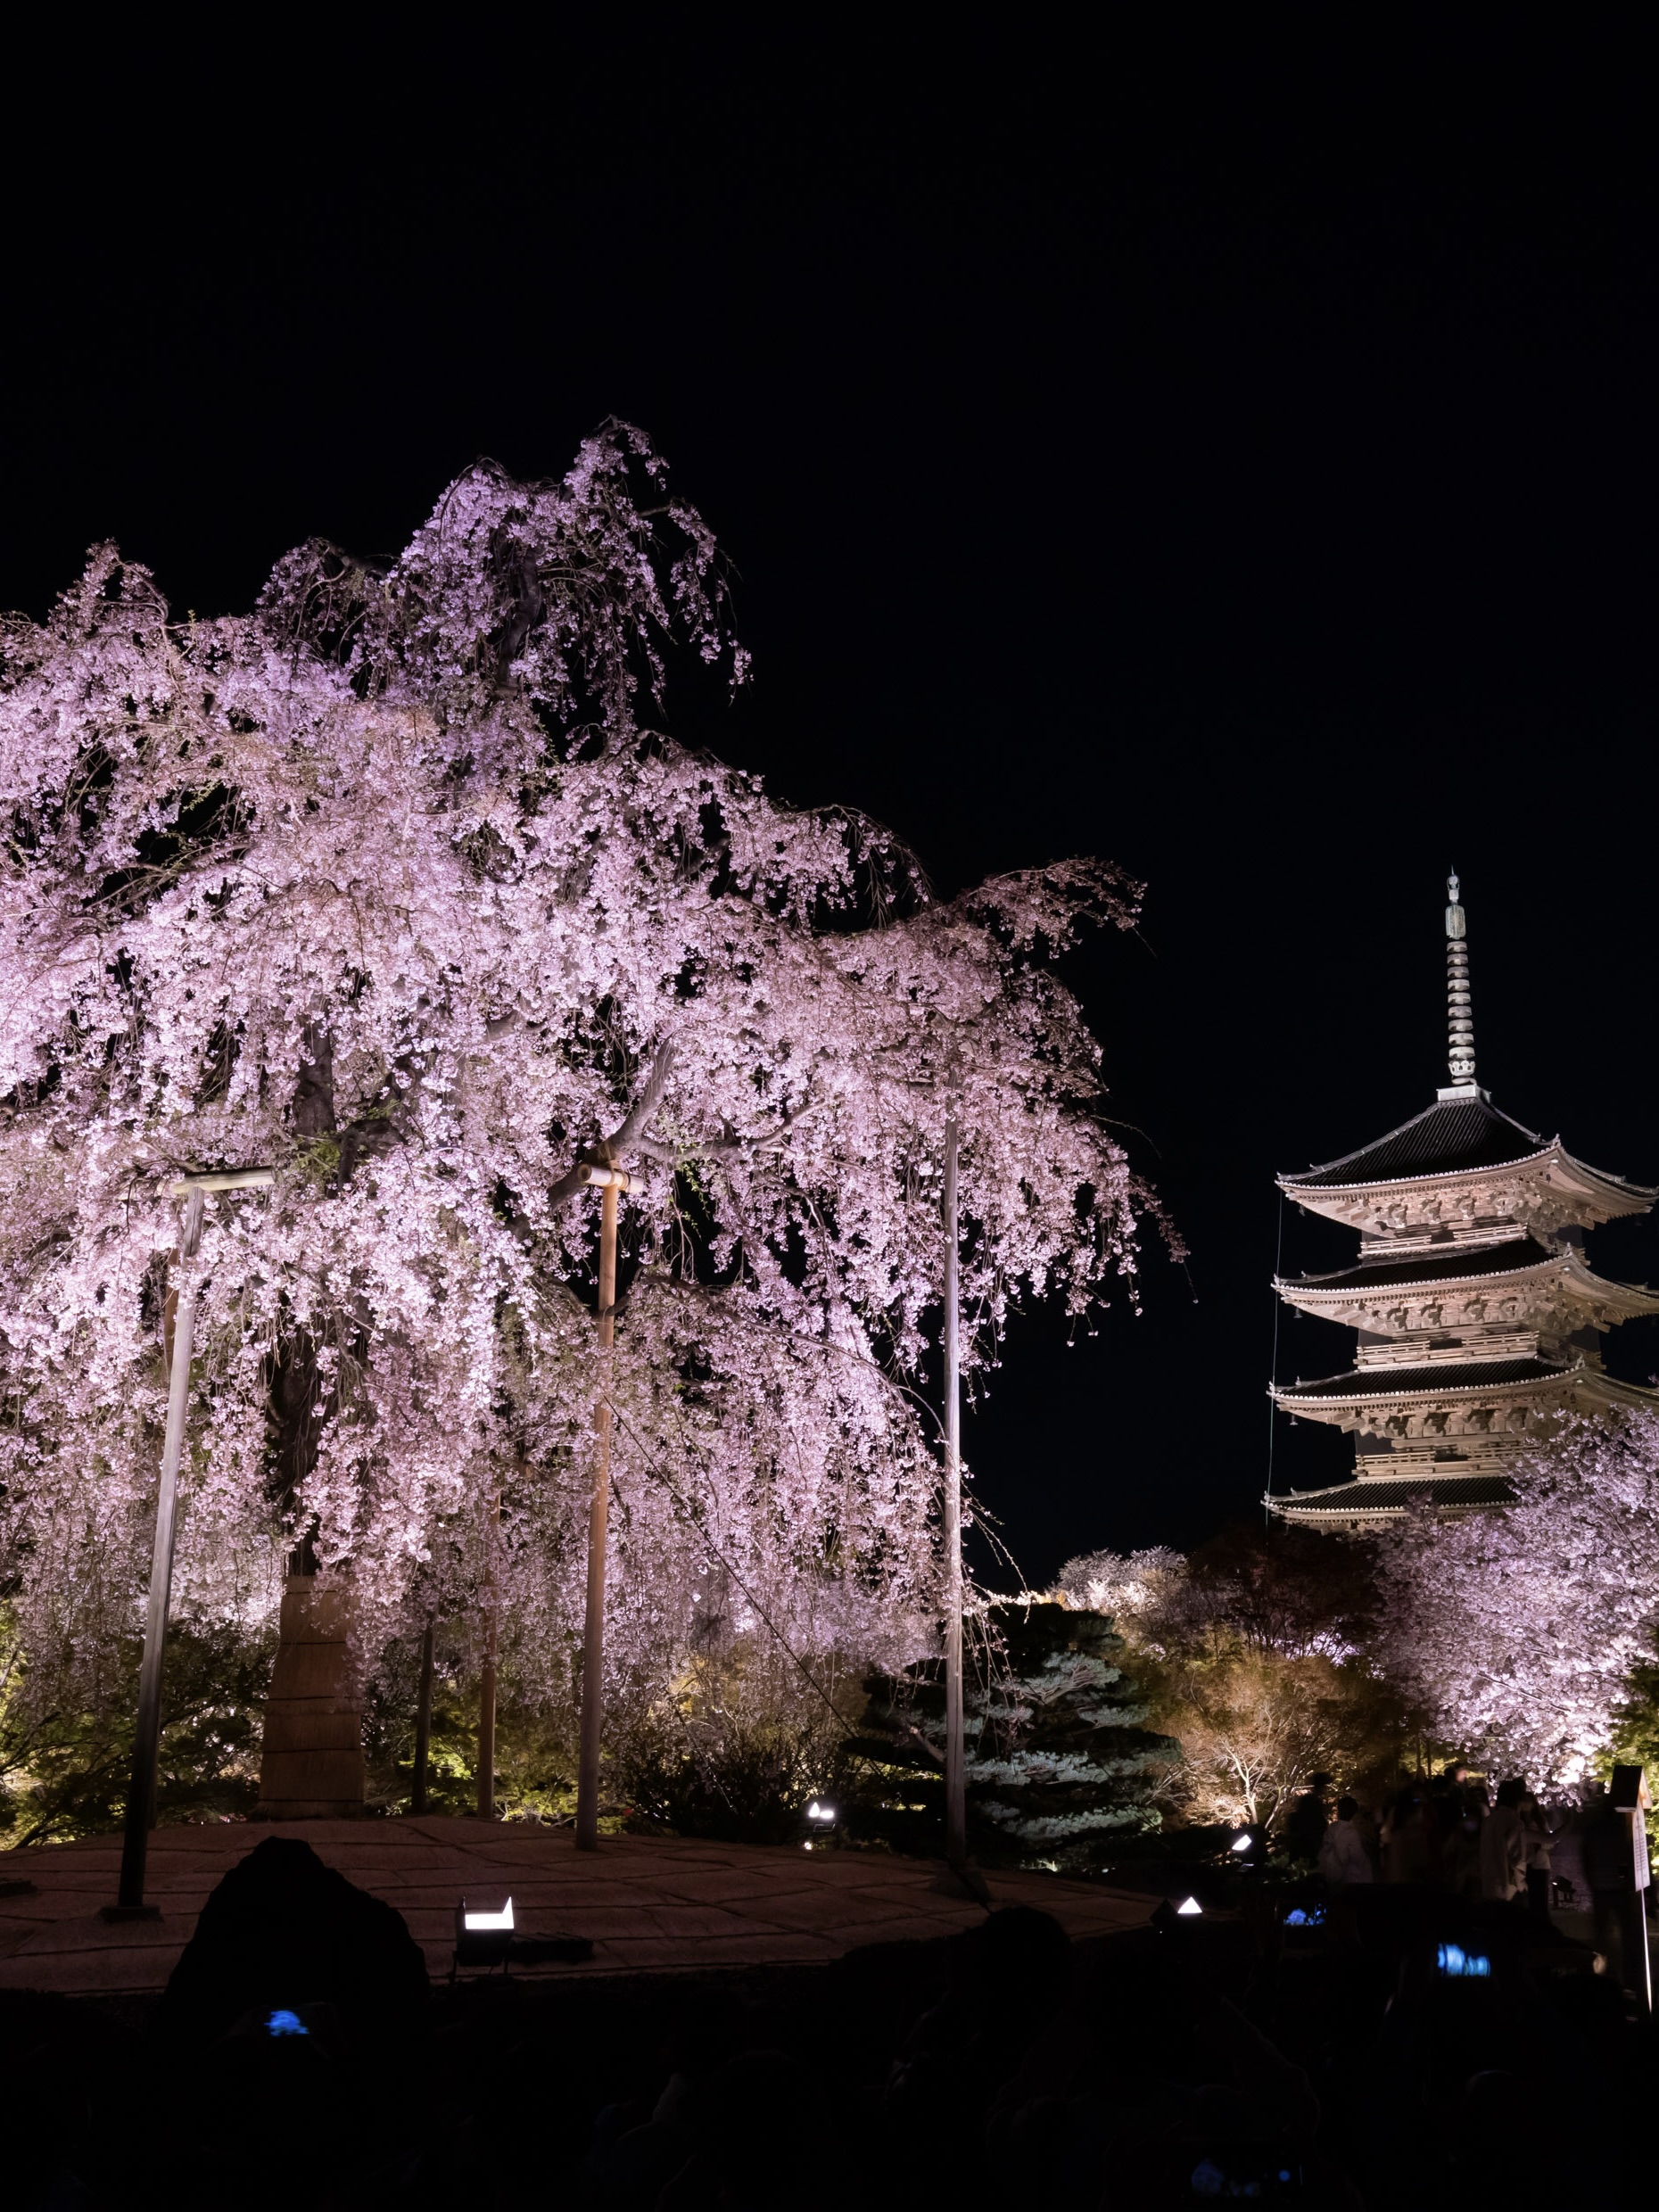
[547,1037,677,1207]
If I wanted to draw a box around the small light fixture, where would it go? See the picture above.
[1230,1832,1253,1853]
[806,1801,837,1822]
[1176,1895,1202,1916]
[462,1897,514,1932]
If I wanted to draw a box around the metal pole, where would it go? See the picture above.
[476,1490,499,1820]
[111,1185,205,1916]
[412,1614,435,1815]
[575,1177,620,1850]
[942,1107,966,1873]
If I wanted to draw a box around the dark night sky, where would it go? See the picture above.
[4,24,1655,1586]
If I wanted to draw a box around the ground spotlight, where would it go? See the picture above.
[462,1898,514,1931]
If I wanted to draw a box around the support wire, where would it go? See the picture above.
[1265,1188,1284,1532]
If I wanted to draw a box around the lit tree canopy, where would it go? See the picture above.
[0,423,1156,1705]
[1378,1409,1659,1793]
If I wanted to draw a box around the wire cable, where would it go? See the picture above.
[1265,1187,1284,1531]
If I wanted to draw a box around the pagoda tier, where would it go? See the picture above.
[1276,1234,1659,1350]
[1277,1092,1654,1244]
[1267,876,1659,1531]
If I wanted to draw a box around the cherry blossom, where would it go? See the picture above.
[0,424,1155,1723]
[1378,1410,1659,1792]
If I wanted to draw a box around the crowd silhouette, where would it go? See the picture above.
[4,1787,1655,2210]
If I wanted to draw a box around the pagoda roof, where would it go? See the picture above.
[1268,1473,1515,1518]
[1275,1356,1569,1404]
[1281,1094,1552,1191]
[1289,1234,1558,1291]
[1278,1236,1659,1322]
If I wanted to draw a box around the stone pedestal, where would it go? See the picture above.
[255,1575,366,1818]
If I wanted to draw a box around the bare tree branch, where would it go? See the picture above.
[547,1036,678,1207]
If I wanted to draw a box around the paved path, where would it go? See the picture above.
[0,1820,1155,1996]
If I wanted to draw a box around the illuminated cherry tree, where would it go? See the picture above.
[0,422,1155,1719]
[1378,1409,1659,1792]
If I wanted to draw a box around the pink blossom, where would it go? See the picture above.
[0,431,1152,1713]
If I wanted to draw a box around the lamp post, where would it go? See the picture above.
[107,1167,274,1919]
[476,1483,500,1821]
[412,1613,436,1816]
[575,1162,631,1851]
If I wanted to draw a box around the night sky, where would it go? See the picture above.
[4,28,1655,1585]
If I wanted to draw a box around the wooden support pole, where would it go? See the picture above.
[110,1186,205,1918]
[942,1106,967,1874]
[575,1177,620,1851]
[412,1614,435,1815]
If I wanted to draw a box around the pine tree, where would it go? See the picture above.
[845,1602,1176,1870]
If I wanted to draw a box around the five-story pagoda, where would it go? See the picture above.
[1267,876,1659,1530]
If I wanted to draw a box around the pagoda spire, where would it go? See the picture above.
[1444,871,1476,1090]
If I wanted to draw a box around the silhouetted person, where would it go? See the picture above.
[1317,1795,1374,1886]
[887,1903,1075,2179]
[1583,1780,1649,1998]
[160,1835,428,2047]
[1382,1784,1433,1883]
[1281,1774,1332,1866]
[1456,1787,1487,1895]
[1521,1787,1556,1929]
[1481,1778,1526,1902]
[656,2049,823,2212]
[1427,1770,1470,1890]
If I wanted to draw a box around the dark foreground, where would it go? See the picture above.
[4,1842,1654,2211]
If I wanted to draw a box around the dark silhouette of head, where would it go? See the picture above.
[160,1836,428,2047]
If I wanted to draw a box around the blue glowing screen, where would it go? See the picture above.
[265,2008,309,2036]
[1436,1943,1491,1978]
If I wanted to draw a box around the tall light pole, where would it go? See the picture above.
[941,1105,967,1875]
[107,1167,274,1919]
[476,1482,501,1821]
[412,1613,436,1816]
[575,1162,630,1851]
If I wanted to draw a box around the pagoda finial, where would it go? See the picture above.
[1444,871,1476,1087]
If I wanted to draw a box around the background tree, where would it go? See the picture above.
[1377,1408,1659,1793]
[1061,1526,1415,1828]
[844,1600,1176,1869]
[0,1602,272,1846]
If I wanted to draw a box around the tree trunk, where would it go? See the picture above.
[255,1023,367,1816]
[255,1574,366,1818]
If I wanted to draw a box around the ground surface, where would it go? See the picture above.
[0,1818,1155,1995]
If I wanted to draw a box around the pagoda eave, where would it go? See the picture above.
[1270,1362,1659,1432]
[1277,1145,1656,1238]
[1274,1252,1659,1330]
[1267,1473,1515,1526]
